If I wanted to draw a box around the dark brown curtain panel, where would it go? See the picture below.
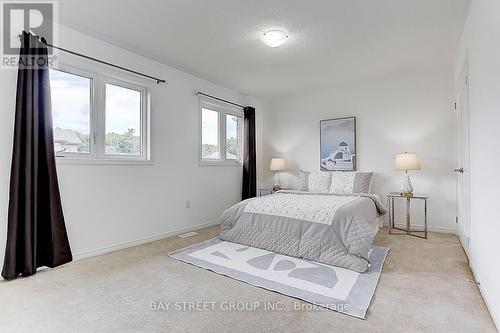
[2,32,72,280]
[242,107,256,200]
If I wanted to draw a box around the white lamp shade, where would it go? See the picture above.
[270,158,286,171]
[394,153,420,171]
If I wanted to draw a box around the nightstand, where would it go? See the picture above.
[258,188,291,196]
[387,193,429,239]
[258,188,273,196]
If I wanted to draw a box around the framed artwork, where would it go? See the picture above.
[320,117,356,171]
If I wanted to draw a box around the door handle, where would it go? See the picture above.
[454,168,464,173]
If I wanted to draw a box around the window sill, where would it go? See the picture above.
[199,160,243,167]
[56,157,154,166]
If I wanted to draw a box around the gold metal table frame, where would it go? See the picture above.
[387,193,428,239]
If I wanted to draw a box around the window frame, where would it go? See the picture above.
[50,63,151,164]
[101,77,149,161]
[199,96,243,166]
[224,112,243,161]
[50,65,98,159]
[200,106,221,161]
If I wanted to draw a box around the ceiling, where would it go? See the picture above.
[59,0,470,98]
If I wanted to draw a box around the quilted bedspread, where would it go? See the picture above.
[219,190,387,272]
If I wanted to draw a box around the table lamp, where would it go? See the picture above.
[394,153,420,196]
[270,158,286,192]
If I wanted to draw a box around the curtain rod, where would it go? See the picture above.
[19,33,166,85]
[196,91,245,108]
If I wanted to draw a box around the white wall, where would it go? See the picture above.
[455,0,500,328]
[262,68,456,232]
[0,25,266,265]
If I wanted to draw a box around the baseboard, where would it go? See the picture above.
[383,222,456,234]
[469,260,500,332]
[72,220,220,261]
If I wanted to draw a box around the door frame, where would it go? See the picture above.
[455,52,472,258]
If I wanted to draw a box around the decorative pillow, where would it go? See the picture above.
[307,171,332,193]
[329,171,356,194]
[297,170,310,191]
[353,172,374,193]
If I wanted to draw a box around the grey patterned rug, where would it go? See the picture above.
[169,238,389,319]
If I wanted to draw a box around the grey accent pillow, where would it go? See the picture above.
[298,170,310,191]
[353,172,374,193]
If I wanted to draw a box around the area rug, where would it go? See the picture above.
[169,238,389,319]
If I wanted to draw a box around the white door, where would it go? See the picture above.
[455,55,471,257]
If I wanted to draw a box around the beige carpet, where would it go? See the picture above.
[0,226,496,333]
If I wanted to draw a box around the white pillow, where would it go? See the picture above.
[307,171,332,193]
[329,171,356,194]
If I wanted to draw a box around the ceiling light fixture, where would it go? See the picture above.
[262,30,288,48]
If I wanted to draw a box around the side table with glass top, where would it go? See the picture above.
[258,188,291,196]
[387,193,429,239]
[258,188,273,196]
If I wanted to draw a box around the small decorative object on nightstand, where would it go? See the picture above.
[270,158,286,192]
[387,192,429,239]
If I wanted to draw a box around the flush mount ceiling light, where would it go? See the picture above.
[262,30,289,48]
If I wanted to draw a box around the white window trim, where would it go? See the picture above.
[51,62,151,165]
[199,96,243,166]
[51,64,98,159]
[55,158,154,166]
[100,77,149,161]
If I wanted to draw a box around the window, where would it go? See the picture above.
[105,83,142,156]
[226,114,241,160]
[200,97,243,165]
[50,69,92,155]
[201,108,219,159]
[49,67,149,162]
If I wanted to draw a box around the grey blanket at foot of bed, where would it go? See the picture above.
[219,191,387,273]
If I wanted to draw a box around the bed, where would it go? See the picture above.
[219,172,387,273]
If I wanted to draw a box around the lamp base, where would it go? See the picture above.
[401,171,414,196]
[273,172,281,192]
